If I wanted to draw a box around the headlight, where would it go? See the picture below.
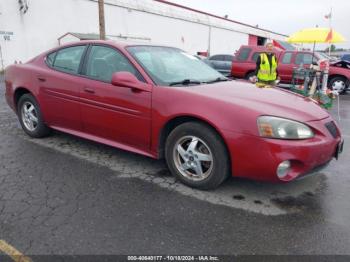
[257,116,314,139]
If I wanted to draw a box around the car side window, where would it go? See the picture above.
[210,55,223,61]
[295,53,316,65]
[237,48,251,61]
[281,52,293,64]
[252,52,261,62]
[84,45,144,83]
[225,55,233,61]
[46,52,57,66]
[52,46,86,74]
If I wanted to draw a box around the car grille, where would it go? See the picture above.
[325,121,339,138]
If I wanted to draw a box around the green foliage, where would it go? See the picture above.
[325,44,336,52]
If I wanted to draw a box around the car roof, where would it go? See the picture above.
[239,45,315,54]
[54,40,175,50]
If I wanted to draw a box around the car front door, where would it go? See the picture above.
[79,45,152,151]
[39,45,87,131]
[277,52,294,83]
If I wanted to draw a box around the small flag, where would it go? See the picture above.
[325,11,332,19]
[325,29,333,43]
[272,40,284,50]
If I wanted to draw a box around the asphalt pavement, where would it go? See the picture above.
[0,77,350,258]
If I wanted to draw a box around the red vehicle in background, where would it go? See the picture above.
[231,45,350,93]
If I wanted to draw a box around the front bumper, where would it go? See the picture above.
[223,117,342,182]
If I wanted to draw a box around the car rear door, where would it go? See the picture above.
[79,44,152,151]
[39,45,87,131]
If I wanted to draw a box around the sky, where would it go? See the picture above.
[170,0,350,49]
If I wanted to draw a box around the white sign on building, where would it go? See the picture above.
[0,31,14,41]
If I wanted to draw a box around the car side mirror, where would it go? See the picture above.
[111,72,150,92]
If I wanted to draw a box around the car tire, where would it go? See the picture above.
[17,94,51,138]
[245,71,256,80]
[328,76,347,94]
[165,122,230,190]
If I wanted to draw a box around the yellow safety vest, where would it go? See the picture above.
[257,53,277,81]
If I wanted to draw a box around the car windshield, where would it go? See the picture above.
[127,46,224,86]
[316,52,332,60]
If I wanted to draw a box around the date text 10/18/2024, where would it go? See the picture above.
[127,256,219,261]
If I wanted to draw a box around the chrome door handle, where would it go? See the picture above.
[37,76,46,82]
[84,87,95,94]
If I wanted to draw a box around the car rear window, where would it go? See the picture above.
[237,48,251,61]
[52,46,86,74]
[46,52,57,66]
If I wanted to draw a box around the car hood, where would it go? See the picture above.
[187,81,330,122]
[330,59,350,69]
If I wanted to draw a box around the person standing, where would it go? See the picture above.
[254,42,279,87]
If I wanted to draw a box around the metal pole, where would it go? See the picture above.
[0,45,4,72]
[98,0,106,40]
[207,25,211,57]
[328,7,332,56]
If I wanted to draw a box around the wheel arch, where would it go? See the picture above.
[328,74,348,84]
[245,70,256,79]
[13,87,32,112]
[158,115,231,163]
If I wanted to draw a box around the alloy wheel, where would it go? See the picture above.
[21,101,39,131]
[332,80,346,92]
[173,136,214,181]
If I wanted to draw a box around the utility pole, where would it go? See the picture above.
[207,26,211,57]
[0,45,4,72]
[98,0,106,40]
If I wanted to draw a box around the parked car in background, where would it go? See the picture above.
[4,41,343,189]
[341,54,350,62]
[194,54,208,61]
[231,45,350,93]
[206,54,233,76]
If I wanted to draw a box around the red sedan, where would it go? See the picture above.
[4,40,344,189]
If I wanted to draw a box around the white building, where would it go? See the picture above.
[0,0,287,69]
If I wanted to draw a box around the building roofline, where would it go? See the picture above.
[58,32,101,40]
[154,0,288,37]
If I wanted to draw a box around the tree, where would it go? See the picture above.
[325,44,336,52]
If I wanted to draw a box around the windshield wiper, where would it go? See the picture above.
[205,77,230,84]
[169,79,202,86]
